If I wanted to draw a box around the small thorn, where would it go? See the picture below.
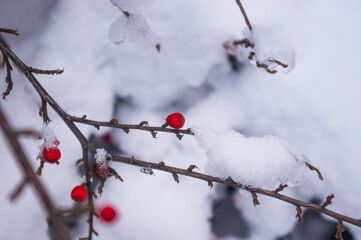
[158,161,165,166]
[123,128,130,134]
[81,115,87,121]
[110,118,118,124]
[187,164,198,171]
[130,156,136,164]
[176,133,183,140]
[151,130,157,138]
[139,121,149,126]
[207,180,213,189]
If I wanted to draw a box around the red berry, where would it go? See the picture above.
[43,147,61,163]
[102,133,112,144]
[165,113,185,129]
[99,204,118,223]
[71,185,87,202]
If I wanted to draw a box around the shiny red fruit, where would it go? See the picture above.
[166,113,185,129]
[71,185,87,203]
[99,204,118,223]
[43,147,61,163]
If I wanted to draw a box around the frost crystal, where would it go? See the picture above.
[244,24,296,72]
[108,14,160,48]
[193,126,308,190]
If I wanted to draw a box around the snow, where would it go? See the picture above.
[40,124,59,149]
[95,148,108,163]
[243,24,296,72]
[193,126,308,189]
[109,13,160,48]
[1,0,361,239]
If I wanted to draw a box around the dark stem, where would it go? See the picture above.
[0,105,72,240]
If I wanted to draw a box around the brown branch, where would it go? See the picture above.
[296,205,303,223]
[234,0,253,31]
[306,162,324,180]
[9,178,28,202]
[1,51,13,99]
[111,154,361,228]
[40,98,50,123]
[0,106,71,240]
[13,129,41,139]
[71,116,194,136]
[0,28,19,35]
[336,221,345,240]
[28,67,64,75]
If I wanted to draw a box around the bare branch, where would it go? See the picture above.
[28,67,63,75]
[0,28,19,35]
[9,178,28,202]
[306,162,324,180]
[0,106,71,240]
[234,0,253,31]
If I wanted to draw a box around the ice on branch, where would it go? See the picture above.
[244,24,296,72]
[108,14,160,48]
[193,126,308,190]
[110,0,154,13]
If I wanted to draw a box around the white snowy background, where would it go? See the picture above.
[1,0,361,239]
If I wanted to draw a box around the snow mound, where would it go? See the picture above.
[95,148,108,163]
[244,24,296,72]
[193,126,308,190]
[108,14,160,48]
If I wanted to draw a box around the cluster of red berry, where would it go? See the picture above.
[46,112,186,224]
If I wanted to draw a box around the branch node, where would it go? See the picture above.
[123,128,130,134]
[207,180,213,189]
[274,184,288,193]
[97,179,106,196]
[176,132,183,140]
[158,161,165,166]
[321,193,335,208]
[81,115,87,121]
[187,164,199,171]
[130,156,136,164]
[336,221,345,240]
[138,121,149,126]
[173,173,180,184]
[296,205,303,223]
[150,130,157,138]
[109,118,118,124]
[251,192,260,206]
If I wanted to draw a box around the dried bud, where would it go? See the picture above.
[92,162,112,180]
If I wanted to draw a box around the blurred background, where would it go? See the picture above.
[1,0,361,239]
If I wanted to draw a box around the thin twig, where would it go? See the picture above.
[28,67,63,75]
[235,0,252,31]
[111,154,361,228]
[71,116,194,136]
[0,28,19,35]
